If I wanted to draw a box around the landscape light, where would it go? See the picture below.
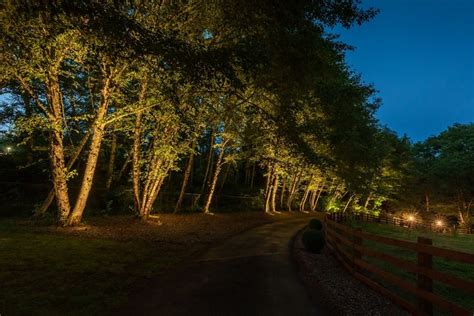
[436,220,443,227]
[6,146,12,153]
[408,215,415,222]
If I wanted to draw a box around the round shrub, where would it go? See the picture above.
[308,218,323,230]
[302,229,325,253]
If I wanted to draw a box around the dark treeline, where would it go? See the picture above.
[0,1,471,228]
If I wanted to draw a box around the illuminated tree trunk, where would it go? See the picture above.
[309,190,316,211]
[50,127,71,224]
[271,173,279,213]
[287,171,301,212]
[286,175,297,212]
[140,162,170,220]
[280,178,286,209]
[47,75,71,225]
[139,133,166,219]
[105,134,117,191]
[263,165,273,203]
[132,111,143,212]
[299,176,313,212]
[314,179,325,211]
[198,129,215,205]
[203,139,228,214]
[364,192,372,209]
[68,78,111,225]
[309,181,320,211]
[175,142,195,213]
[36,130,91,216]
[263,164,275,213]
[132,82,147,213]
[425,193,430,213]
[343,194,355,213]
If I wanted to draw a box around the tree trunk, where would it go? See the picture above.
[203,140,227,214]
[47,74,71,225]
[175,143,195,213]
[36,130,91,216]
[264,176,273,213]
[271,173,279,213]
[105,134,117,191]
[299,176,313,212]
[286,174,297,212]
[68,78,111,225]
[263,164,274,213]
[115,155,131,184]
[280,178,286,209]
[425,193,430,213]
[309,190,316,211]
[250,162,256,190]
[364,192,372,209]
[309,181,320,211]
[50,125,71,225]
[343,194,355,213]
[314,179,325,211]
[299,185,310,212]
[287,172,301,212]
[198,129,215,203]
[131,81,147,213]
[132,111,143,213]
[140,161,170,220]
[139,130,168,219]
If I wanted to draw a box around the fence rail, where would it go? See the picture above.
[337,212,473,234]
[325,214,474,315]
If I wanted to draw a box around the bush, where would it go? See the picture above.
[308,218,323,230]
[302,229,325,253]
[321,196,344,213]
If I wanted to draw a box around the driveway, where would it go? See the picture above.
[119,218,324,316]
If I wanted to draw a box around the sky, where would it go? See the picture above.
[332,0,474,142]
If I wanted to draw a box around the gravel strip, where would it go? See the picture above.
[292,229,408,316]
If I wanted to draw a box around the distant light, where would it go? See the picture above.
[6,146,12,153]
[436,220,443,227]
[408,215,415,222]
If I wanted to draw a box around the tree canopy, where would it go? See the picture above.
[1,1,425,226]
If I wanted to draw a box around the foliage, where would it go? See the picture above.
[321,196,344,213]
[0,0,391,224]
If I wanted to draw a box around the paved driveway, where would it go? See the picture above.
[119,218,324,316]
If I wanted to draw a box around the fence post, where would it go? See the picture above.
[353,227,363,272]
[417,237,433,315]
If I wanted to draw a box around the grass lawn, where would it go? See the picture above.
[0,220,183,315]
[0,212,309,315]
[347,221,474,314]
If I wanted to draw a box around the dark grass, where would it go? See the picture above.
[346,221,474,314]
[0,220,183,315]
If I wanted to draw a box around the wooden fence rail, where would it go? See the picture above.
[325,214,474,315]
[332,212,473,234]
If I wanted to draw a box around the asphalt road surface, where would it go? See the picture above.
[120,218,324,316]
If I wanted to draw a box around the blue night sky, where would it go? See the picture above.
[332,0,474,142]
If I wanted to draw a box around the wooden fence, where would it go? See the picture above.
[325,214,474,315]
[339,212,473,235]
